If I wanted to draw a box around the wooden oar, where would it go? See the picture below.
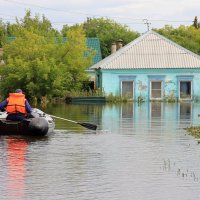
[49,114,97,130]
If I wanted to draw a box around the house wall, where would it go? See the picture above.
[97,68,200,101]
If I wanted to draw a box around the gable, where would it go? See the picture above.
[91,31,200,69]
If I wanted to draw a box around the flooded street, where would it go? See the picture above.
[1,102,200,200]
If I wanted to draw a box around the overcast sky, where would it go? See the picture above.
[0,0,199,33]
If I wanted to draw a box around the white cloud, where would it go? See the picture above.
[0,0,199,32]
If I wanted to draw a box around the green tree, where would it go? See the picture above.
[58,26,95,91]
[193,16,199,29]
[15,9,59,37]
[0,20,8,48]
[1,29,62,101]
[62,17,139,58]
[0,11,94,101]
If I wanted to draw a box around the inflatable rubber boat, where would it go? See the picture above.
[0,108,55,136]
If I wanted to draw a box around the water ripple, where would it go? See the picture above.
[1,102,200,200]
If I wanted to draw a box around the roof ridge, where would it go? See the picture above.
[91,30,200,69]
[90,31,157,69]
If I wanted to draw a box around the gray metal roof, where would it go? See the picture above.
[91,30,200,69]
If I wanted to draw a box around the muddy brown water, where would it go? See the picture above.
[1,102,200,200]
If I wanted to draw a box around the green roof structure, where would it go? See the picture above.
[86,38,102,65]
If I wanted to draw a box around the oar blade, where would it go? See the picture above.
[78,122,97,130]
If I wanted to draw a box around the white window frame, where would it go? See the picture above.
[179,80,192,100]
[150,81,163,100]
[121,80,134,99]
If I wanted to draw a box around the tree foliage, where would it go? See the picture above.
[0,20,9,48]
[1,28,62,100]
[193,16,200,29]
[0,10,94,101]
[57,27,95,91]
[62,17,139,58]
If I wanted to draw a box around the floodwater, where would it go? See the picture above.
[1,102,200,200]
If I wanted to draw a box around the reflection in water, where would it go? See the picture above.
[121,103,134,118]
[6,138,27,200]
[1,102,200,200]
[179,102,192,120]
[2,136,50,200]
[100,102,194,134]
[120,103,134,132]
[44,103,103,131]
[150,102,162,118]
[149,102,163,133]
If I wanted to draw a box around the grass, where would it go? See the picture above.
[105,94,128,103]
[184,126,200,138]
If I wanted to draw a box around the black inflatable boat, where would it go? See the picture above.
[0,108,55,136]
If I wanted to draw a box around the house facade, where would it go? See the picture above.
[91,31,200,101]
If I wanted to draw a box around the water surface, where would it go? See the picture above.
[1,102,200,200]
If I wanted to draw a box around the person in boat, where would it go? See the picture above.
[0,89,32,121]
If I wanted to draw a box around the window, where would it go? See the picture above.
[179,81,191,99]
[151,81,162,99]
[148,75,165,101]
[121,81,134,98]
[177,76,193,101]
[119,75,136,99]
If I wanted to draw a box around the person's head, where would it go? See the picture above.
[15,89,23,94]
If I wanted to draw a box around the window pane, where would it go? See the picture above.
[180,81,191,99]
[152,82,161,89]
[122,81,133,98]
[152,90,161,98]
[151,81,162,99]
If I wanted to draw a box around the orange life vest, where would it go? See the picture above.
[6,93,27,114]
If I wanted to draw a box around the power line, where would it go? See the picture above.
[0,0,196,33]
[1,0,96,17]
[1,0,195,24]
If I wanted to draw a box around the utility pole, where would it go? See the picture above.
[143,19,151,31]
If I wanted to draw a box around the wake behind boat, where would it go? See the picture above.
[0,108,55,136]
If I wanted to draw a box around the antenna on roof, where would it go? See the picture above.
[143,19,151,31]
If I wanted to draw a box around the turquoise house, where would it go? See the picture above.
[90,31,200,101]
